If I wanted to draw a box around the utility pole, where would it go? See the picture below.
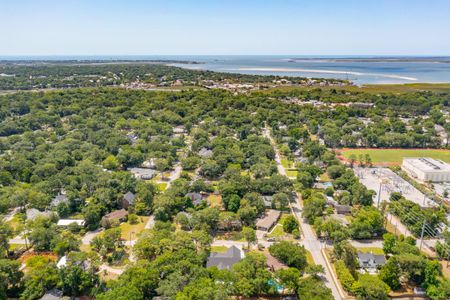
[419,220,427,252]
[377,180,382,208]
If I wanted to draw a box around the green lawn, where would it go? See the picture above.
[356,247,384,255]
[319,172,331,182]
[339,148,450,164]
[256,83,450,94]
[281,159,294,169]
[156,182,168,191]
[119,216,149,240]
[305,249,315,265]
[211,245,228,253]
[286,169,298,178]
[268,224,285,238]
[9,243,25,251]
[207,194,223,209]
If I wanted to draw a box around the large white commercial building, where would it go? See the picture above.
[402,157,450,183]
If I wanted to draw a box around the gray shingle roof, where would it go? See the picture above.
[186,192,204,206]
[123,192,136,204]
[206,246,243,270]
[51,194,68,207]
[357,252,386,269]
[40,289,63,300]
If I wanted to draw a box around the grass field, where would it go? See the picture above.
[211,245,228,253]
[356,247,384,255]
[207,194,223,209]
[286,169,298,178]
[339,148,450,164]
[305,250,315,265]
[156,182,168,191]
[119,216,149,240]
[267,224,285,238]
[257,83,450,94]
[281,159,295,169]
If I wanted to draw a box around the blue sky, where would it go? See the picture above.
[1,0,450,56]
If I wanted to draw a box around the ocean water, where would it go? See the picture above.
[170,55,450,85]
[2,55,450,84]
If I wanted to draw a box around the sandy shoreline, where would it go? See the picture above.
[234,67,418,81]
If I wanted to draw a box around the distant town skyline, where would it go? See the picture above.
[1,0,450,56]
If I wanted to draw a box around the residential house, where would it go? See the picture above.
[101,209,128,227]
[261,195,273,208]
[206,246,244,270]
[265,252,287,272]
[40,289,63,300]
[357,251,386,274]
[186,192,207,206]
[26,208,52,221]
[142,158,156,169]
[50,194,68,207]
[128,167,157,180]
[198,147,213,159]
[326,196,352,215]
[256,209,281,231]
[121,191,136,209]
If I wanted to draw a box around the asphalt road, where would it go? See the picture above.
[264,126,344,300]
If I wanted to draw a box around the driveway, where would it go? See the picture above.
[82,228,104,245]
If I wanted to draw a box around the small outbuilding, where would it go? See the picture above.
[57,219,85,227]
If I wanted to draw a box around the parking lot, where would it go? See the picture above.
[354,167,438,208]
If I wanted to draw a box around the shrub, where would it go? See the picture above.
[335,260,356,292]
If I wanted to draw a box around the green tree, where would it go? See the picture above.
[269,241,307,271]
[0,220,13,257]
[297,276,333,300]
[379,258,401,290]
[21,257,59,300]
[242,226,256,249]
[282,215,298,233]
[102,155,120,170]
[0,259,23,299]
[356,274,391,300]
[275,267,301,293]
[59,264,98,297]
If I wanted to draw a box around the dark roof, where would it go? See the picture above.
[123,192,136,204]
[104,209,128,220]
[40,289,63,300]
[206,245,243,270]
[357,252,386,269]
